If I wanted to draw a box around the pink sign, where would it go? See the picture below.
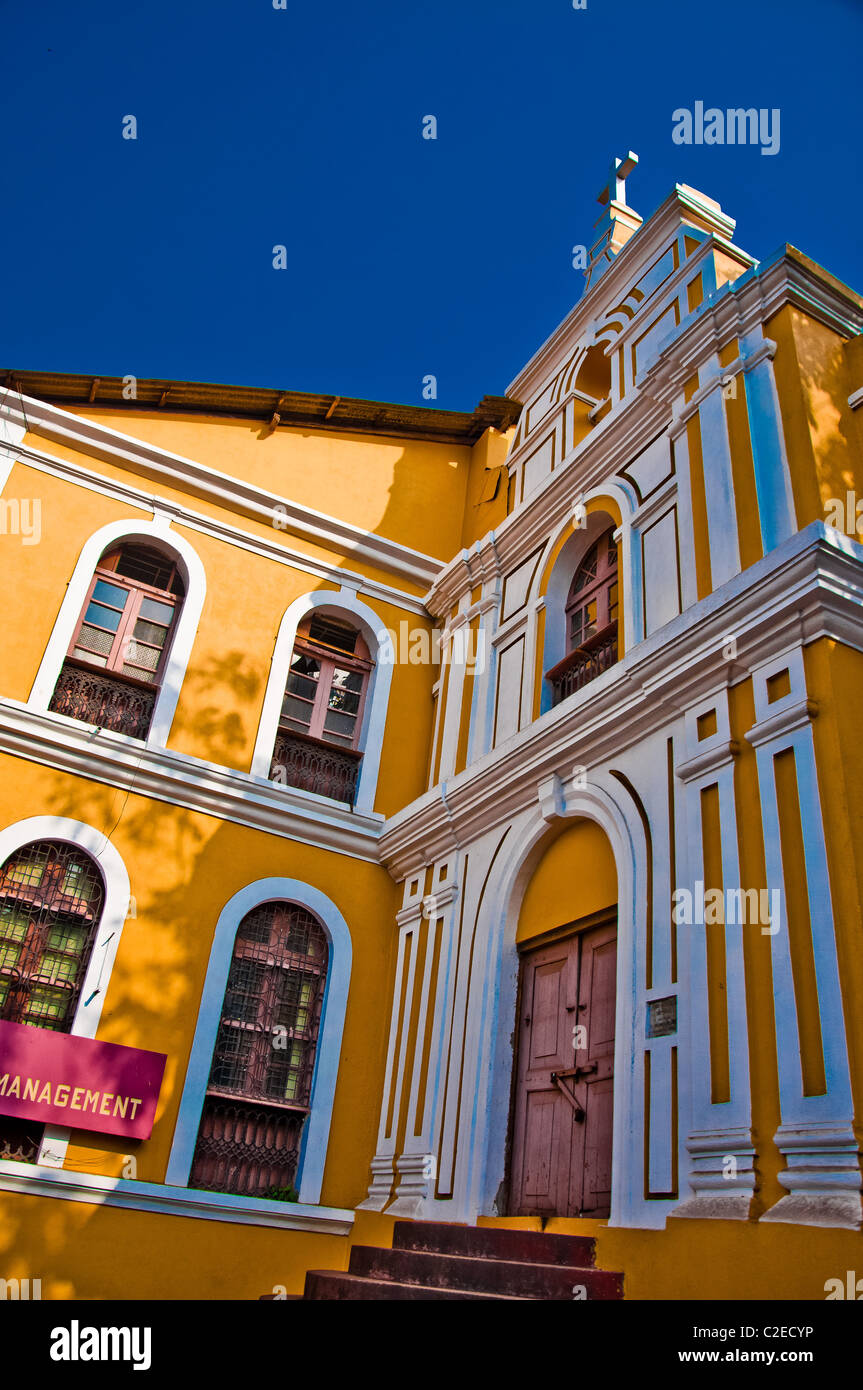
[0,1020,166,1140]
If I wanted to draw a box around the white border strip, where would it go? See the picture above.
[0,1157,353,1234]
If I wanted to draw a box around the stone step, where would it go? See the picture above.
[348,1244,622,1299]
[392,1220,598,1269]
[303,1270,532,1301]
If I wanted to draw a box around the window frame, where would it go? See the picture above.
[278,620,374,753]
[187,899,331,1199]
[65,554,183,690]
[0,840,105,1035]
[564,528,619,655]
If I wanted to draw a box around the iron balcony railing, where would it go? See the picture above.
[269,729,361,805]
[48,661,156,740]
[547,623,618,705]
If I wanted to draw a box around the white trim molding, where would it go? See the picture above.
[0,1157,353,1234]
[9,431,430,618]
[251,588,396,815]
[165,877,352,1207]
[0,816,132,1169]
[27,515,207,750]
[0,408,26,493]
[0,698,383,861]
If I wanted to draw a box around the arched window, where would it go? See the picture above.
[0,839,104,1161]
[269,613,373,805]
[47,542,186,741]
[547,528,619,704]
[189,900,329,1199]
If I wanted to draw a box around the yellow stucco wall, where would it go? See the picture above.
[769,305,862,527]
[0,752,398,1211]
[63,407,476,564]
[0,1188,350,1299]
[478,1215,863,1301]
[517,819,618,943]
[0,456,436,818]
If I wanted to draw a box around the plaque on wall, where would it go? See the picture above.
[646,995,677,1038]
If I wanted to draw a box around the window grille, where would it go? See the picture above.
[0,840,105,1166]
[189,901,329,1199]
[0,840,104,1032]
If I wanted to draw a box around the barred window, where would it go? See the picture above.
[189,901,329,1199]
[48,542,186,740]
[0,840,105,1164]
[0,840,104,1032]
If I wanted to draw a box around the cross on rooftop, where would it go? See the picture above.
[598,151,638,207]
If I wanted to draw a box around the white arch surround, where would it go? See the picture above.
[0,815,132,1168]
[251,587,395,814]
[536,482,637,716]
[28,515,207,749]
[165,877,352,1207]
[474,777,649,1228]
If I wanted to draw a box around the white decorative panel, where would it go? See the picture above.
[642,508,681,636]
[521,435,554,499]
[626,433,673,500]
[633,246,676,303]
[502,549,542,621]
[634,303,677,378]
[526,381,557,434]
[493,638,524,746]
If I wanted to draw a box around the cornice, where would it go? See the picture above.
[745,698,819,749]
[7,433,431,617]
[675,740,741,784]
[379,524,863,878]
[0,389,445,589]
[0,701,384,863]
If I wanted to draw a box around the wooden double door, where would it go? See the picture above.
[509,915,616,1218]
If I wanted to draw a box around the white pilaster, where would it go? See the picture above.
[746,648,861,1229]
[673,689,755,1219]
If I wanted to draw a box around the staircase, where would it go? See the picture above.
[300,1221,624,1301]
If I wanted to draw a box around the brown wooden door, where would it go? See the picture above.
[509,917,616,1218]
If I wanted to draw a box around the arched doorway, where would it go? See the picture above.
[508,819,618,1218]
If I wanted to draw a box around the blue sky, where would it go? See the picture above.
[1,0,860,410]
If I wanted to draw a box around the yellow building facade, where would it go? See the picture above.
[0,165,861,1300]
